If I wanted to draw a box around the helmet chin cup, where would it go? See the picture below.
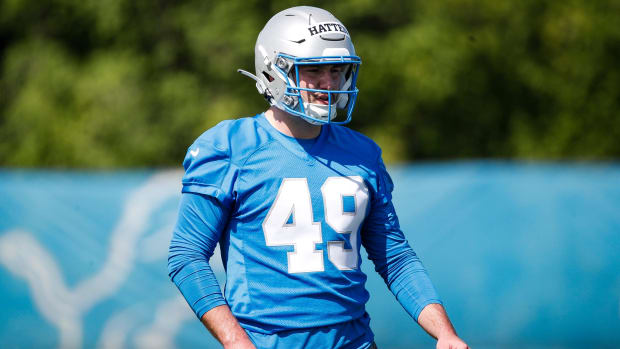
[303,102,336,124]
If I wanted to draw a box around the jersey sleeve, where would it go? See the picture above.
[168,192,229,319]
[181,129,238,208]
[361,155,443,322]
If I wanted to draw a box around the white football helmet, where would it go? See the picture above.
[238,6,361,125]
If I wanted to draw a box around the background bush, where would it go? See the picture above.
[1,0,619,167]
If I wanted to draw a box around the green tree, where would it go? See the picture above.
[1,0,619,167]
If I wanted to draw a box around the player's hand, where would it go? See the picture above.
[436,334,469,349]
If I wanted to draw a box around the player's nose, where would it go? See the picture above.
[318,69,337,90]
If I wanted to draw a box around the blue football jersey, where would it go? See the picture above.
[172,113,441,335]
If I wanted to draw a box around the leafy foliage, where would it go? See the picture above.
[1,0,619,167]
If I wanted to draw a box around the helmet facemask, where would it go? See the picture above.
[272,54,361,125]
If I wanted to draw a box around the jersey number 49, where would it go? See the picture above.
[262,176,369,273]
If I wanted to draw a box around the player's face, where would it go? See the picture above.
[297,64,347,105]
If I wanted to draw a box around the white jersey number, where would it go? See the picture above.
[262,176,369,273]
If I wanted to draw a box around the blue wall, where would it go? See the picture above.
[1,162,619,348]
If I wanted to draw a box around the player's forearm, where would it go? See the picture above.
[417,303,470,349]
[418,303,456,338]
[201,305,255,349]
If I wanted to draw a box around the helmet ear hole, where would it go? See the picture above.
[262,72,275,82]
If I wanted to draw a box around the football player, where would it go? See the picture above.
[168,6,469,349]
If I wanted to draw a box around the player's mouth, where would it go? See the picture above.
[314,93,330,105]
